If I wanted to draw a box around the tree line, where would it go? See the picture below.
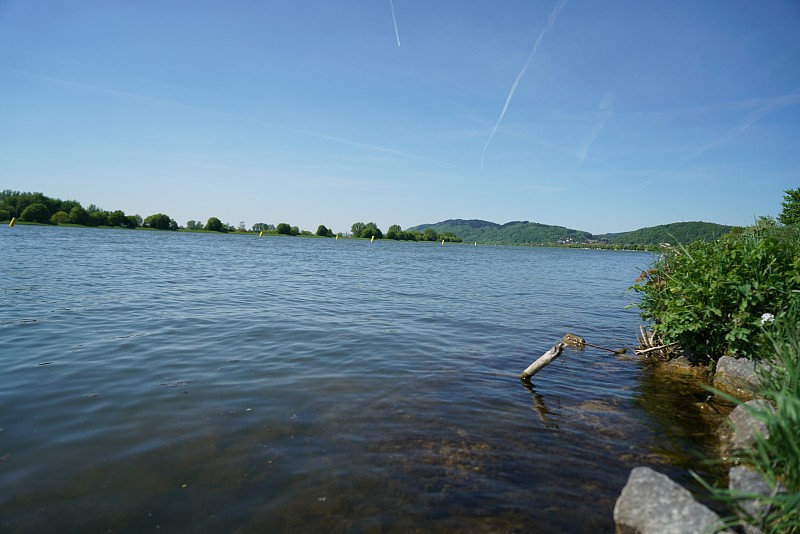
[350,221,462,242]
[0,190,463,242]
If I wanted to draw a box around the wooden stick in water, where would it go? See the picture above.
[520,343,565,381]
[583,341,627,354]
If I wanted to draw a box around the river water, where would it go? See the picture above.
[1,226,723,532]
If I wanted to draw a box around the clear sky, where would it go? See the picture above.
[2,1,799,235]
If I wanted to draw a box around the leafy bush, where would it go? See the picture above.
[632,225,800,360]
[50,211,70,224]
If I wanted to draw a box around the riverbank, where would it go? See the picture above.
[619,216,800,533]
[613,349,794,533]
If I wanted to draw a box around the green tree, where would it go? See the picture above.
[144,213,177,230]
[252,222,273,232]
[125,214,143,229]
[440,232,462,243]
[276,223,292,235]
[20,203,51,224]
[351,222,366,238]
[253,223,275,232]
[360,222,383,239]
[386,224,402,240]
[778,187,800,225]
[423,227,439,241]
[107,210,127,227]
[88,211,108,227]
[69,206,90,226]
[59,200,82,215]
[290,225,300,236]
[205,217,224,232]
[316,224,333,237]
[51,211,70,224]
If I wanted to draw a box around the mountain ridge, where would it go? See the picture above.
[408,219,734,246]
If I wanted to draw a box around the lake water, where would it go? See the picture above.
[1,226,724,532]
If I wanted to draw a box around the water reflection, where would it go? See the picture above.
[520,381,560,429]
[634,362,734,492]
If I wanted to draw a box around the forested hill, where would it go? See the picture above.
[410,219,593,245]
[409,219,734,246]
[595,221,735,245]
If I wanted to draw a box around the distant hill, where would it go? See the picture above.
[409,219,734,246]
[595,222,735,246]
[410,219,592,245]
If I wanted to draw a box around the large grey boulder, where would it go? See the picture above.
[714,356,760,401]
[614,466,730,534]
[719,400,773,458]
[729,465,772,534]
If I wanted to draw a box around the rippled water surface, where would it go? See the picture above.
[1,226,721,532]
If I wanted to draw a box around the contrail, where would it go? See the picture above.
[680,88,800,165]
[389,0,401,47]
[577,90,613,163]
[481,0,568,168]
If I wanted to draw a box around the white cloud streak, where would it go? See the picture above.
[577,90,613,164]
[481,0,568,169]
[681,88,800,165]
[389,0,401,47]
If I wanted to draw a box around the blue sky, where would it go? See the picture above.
[2,0,799,234]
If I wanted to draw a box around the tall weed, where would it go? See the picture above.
[695,296,800,533]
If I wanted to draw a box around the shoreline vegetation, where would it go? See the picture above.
[627,187,799,533]
[3,189,732,250]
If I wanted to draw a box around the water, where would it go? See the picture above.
[1,226,723,532]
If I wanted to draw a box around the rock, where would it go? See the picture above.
[729,465,772,534]
[719,400,773,458]
[714,356,760,401]
[614,466,731,534]
[662,355,711,379]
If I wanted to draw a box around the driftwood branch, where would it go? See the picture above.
[633,342,678,355]
[520,343,565,381]
[636,326,679,359]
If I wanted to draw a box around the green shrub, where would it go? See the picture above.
[632,225,800,360]
[50,211,70,224]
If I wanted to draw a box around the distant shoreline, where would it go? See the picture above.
[3,220,660,251]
